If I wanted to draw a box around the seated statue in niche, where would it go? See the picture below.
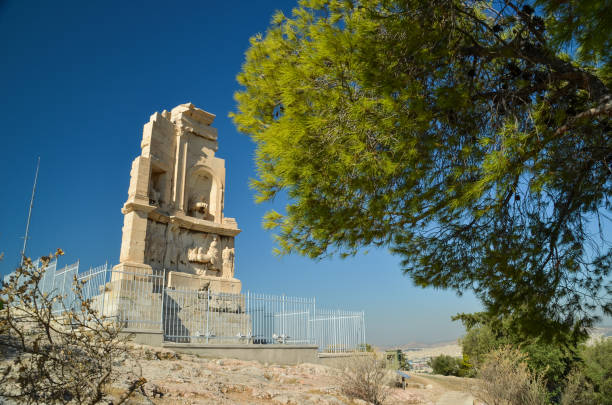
[149,186,161,206]
[187,235,221,274]
[190,196,210,220]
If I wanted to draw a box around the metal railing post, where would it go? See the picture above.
[282,293,286,342]
[101,264,107,317]
[61,263,68,310]
[86,267,92,310]
[362,310,366,351]
[206,288,210,344]
[312,297,316,346]
[246,290,250,343]
[160,268,166,335]
[333,309,338,353]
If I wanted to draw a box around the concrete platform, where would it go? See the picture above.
[163,343,319,365]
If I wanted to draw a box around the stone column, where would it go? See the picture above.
[112,155,154,279]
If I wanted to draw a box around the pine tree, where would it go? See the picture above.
[232,0,612,341]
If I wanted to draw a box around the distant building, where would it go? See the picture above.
[384,350,408,370]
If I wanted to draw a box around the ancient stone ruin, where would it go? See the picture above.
[113,103,241,294]
[5,102,366,350]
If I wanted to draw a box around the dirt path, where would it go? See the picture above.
[408,374,476,405]
[436,391,474,405]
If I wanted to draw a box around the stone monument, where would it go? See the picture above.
[114,103,241,294]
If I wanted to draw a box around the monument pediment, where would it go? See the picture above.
[180,115,218,142]
[171,102,215,125]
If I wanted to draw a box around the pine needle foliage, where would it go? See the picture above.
[232,0,611,341]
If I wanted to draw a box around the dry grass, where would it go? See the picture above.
[560,368,596,405]
[473,346,549,405]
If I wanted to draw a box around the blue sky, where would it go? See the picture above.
[0,0,485,346]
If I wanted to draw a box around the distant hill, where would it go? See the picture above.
[593,326,612,337]
[587,326,612,345]
[382,325,611,354]
[378,340,462,365]
[382,340,460,351]
[383,325,612,349]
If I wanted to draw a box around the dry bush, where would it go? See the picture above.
[337,354,391,405]
[0,251,144,404]
[473,346,549,405]
[560,367,597,405]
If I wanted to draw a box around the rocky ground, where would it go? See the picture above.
[115,345,478,405]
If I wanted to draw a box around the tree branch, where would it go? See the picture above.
[556,96,612,136]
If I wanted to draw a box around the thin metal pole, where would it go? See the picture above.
[20,156,40,266]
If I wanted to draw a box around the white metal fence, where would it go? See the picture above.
[4,259,366,353]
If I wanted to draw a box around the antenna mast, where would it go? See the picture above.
[21,156,40,266]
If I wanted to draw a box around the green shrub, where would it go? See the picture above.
[562,339,612,405]
[429,354,461,376]
[522,342,570,400]
[456,312,585,400]
[457,354,477,378]
[461,324,498,367]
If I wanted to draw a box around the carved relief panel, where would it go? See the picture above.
[144,219,236,279]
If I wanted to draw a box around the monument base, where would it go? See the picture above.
[97,262,163,330]
[111,262,153,281]
[167,271,242,294]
